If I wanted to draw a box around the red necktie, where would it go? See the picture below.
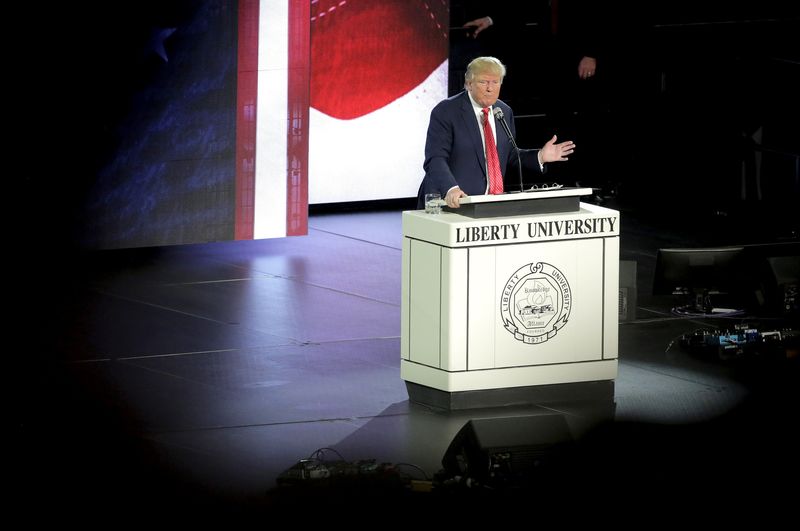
[482,107,503,195]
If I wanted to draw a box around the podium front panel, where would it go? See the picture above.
[468,238,605,370]
[441,248,468,371]
[407,239,441,368]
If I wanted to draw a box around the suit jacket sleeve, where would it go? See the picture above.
[422,101,460,197]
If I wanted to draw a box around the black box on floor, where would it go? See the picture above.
[619,260,638,321]
[441,414,573,487]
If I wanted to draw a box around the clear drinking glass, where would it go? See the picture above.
[424,193,442,214]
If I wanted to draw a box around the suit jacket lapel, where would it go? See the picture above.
[458,92,487,177]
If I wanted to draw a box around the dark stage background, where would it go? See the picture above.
[450,1,799,220]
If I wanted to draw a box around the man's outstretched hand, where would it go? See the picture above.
[540,135,575,163]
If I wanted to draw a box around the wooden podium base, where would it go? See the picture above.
[405,379,615,411]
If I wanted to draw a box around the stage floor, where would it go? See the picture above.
[17,197,798,520]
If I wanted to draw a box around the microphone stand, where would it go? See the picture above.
[494,107,524,192]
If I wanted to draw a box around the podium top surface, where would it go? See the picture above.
[444,187,593,218]
[457,187,593,205]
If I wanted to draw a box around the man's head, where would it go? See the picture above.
[465,56,506,109]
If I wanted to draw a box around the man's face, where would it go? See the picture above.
[466,71,502,108]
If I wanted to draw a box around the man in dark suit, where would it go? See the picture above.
[418,56,575,209]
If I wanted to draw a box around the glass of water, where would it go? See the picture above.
[424,193,442,214]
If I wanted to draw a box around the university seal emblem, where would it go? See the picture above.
[501,262,571,344]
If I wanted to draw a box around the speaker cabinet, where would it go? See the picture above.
[619,260,637,321]
[441,414,573,486]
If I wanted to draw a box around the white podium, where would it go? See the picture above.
[401,188,619,409]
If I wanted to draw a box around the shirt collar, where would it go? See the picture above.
[467,91,491,117]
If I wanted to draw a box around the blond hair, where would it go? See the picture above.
[464,56,507,85]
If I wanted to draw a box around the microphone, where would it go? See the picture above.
[493,107,524,192]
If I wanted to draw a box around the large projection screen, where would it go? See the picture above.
[81,1,449,249]
[270,0,448,207]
